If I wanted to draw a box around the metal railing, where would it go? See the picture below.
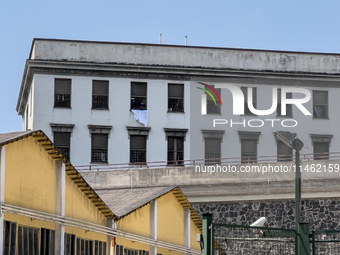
[311,230,340,255]
[75,151,340,172]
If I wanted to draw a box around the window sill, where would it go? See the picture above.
[91,108,109,110]
[54,106,72,109]
[130,109,147,111]
[90,162,108,164]
[312,117,330,120]
[167,111,185,114]
[206,113,222,115]
[276,115,293,118]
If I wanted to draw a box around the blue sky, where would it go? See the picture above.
[1,0,340,133]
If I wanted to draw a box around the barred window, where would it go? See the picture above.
[313,91,328,118]
[139,250,149,255]
[17,225,39,255]
[314,142,329,160]
[167,137,184,165]
[277,89,292,117]
[131,82,147,110]
[76,238,93,255]
[91,134,108,163]
[124,248,138,255]
[241,139,257,163]
[277,141,293,162]
[54,79,71,108]
[94,241,106,255]
[92,80,109,109]
[206,86,221,114]
[116,245,124,255]
[65,233,76,255]
[40,228,55,255]
[241,87,257,115]
[4,221,17,255]
[54,132,71,160]
[168,84,184,112]
[205,138,221,165]
[130,135,146,164]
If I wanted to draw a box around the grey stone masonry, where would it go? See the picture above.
[192,198,340,230]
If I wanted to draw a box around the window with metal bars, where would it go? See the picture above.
[17,225,39,255]
[65,233,76,255]
[277,89,292,117]
[206,86,221,114]
[277,140,293,162]
[167,137,184,165]
[241,139,257,163]
[313,90,328,118]
[94,240,106,255]
[168,84,184,112]
[92,80,109,109]
[40,228,55,255]
[124,248,138,255]
[116,245,123,255]
[91,134,108,163]
[205,138,221,165]
[241,87,257,115]
[131,82,147,110]
[76,238,93,255]
[4,220,17,255]
[139,250,149,255]
[54,132,71,160]
[130,135,146,164]
[54,79,71,108]
[314,142,329,160]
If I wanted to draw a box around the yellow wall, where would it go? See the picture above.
[157,192,184,246]
[4,212,56,231]
[65,172,106,226]
[190,215,201,250]
[117,204,150,237]
[5,136,56,214]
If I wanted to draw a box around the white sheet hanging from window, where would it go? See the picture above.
[131,110,148,127]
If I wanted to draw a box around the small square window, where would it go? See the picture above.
[131,82,147,110]
[54,79,71,108]
[314,142,329,160]
[241,87,257,115]
[91,134,108,163]
[130,135,146,163]
[92,80,109,109]
[313,91,328,118]
[168,84,184,112]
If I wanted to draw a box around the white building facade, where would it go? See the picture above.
[16,39,340,166]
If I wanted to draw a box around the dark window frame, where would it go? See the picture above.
[205,138,222,165]
[130,135,147,164]
[276,89,293,117]
[54,132,71,161]
[167,137,184,165]
[91,133,108,163]
[54,78,71,108]
[168,84,184,113]
[131,82,147,110]
[92,80,109,110]
[313,90,328,119]
[206,86,221,114]
[277,140,293,162]
[241,87,257,116]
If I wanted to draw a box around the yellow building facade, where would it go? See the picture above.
[0,130,112,255]
[96,187,202,255]
[0,130,202,255]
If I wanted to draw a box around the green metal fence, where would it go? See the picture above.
[311,230,340,255]
[212,223,296,255]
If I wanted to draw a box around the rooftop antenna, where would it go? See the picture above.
[159,34,162,44]
[185,36,187,45]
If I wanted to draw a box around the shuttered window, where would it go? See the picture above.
[54,79,71,107]
[168,84,184,112]
[92,80,109,109]
[131,82,147,110]
[313,91,328,118]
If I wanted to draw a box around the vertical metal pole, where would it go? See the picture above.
[295,151,301,231]
[202,214,212,255]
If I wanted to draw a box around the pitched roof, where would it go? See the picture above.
[0,130,115,219]
[96,186,202,230]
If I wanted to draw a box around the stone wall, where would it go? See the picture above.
[192,198,340,230]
